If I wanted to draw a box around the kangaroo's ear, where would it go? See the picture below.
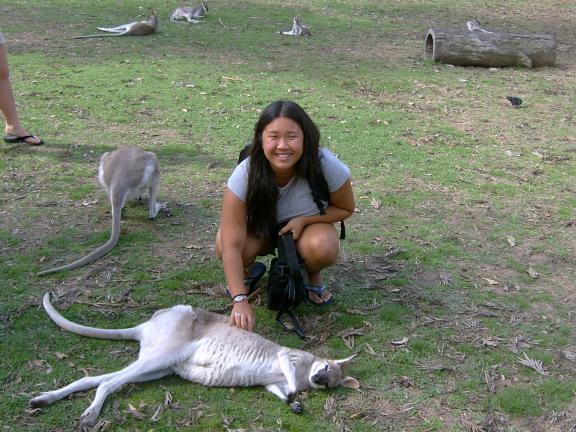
[338,376,360,389]
[335,355,357,368]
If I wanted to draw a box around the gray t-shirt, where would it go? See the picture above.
[227,148,350,224]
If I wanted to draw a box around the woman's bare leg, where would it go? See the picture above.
[0,43,42,144]
[215,228,270,272]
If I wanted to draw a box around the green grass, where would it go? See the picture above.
[1,0,576,431]
[491,379,576,416]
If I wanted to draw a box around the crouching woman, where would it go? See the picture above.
[216,100,355,331]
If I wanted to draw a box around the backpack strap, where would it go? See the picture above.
[276,233,308,339]
[275,310,306,339]
[309,181,346,240]
[278,233,308,287]
[237,141,252,164]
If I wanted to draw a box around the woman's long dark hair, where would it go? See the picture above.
[246,100,329,237]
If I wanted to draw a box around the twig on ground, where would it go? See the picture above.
[218,17,236,30]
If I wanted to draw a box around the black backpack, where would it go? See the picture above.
[266,233,309,338]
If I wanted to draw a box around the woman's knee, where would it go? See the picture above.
[299,225,339,265]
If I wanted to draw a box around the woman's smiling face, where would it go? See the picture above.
[261,116,304,181]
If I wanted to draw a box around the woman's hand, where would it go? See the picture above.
[279,216,307,239]
[230,300,255,331]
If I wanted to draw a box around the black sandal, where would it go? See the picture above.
[305,283,334,306]
[3,134,44,146]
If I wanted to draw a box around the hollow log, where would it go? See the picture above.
[425,28,556,68]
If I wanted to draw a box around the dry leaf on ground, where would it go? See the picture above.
[481,337,501,348]
[517,352,548,375]
[561,347,576,362]
[127,403,146,420]
[526,266,539,279]
[390,337,409,346]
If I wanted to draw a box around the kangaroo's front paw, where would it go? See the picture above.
[285,391,297,403]
[159,202,171,216]
[289,400,303,414]
[150,202,169,219]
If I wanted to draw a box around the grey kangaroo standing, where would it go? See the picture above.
[71,14,158,39]
[38,147,163,275]
[170,1,208,23]
[30,293,359,427]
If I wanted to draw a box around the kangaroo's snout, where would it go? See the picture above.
[312,372,329,386]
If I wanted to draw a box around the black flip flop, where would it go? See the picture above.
[3,134,44,146]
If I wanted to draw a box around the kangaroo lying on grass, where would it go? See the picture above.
[170,1,208,23]
[71,14,159,39]
[38,147,163,275]
[30,293,359,427]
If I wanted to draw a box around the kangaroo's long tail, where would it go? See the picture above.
[70,33,125,39]
[38,197,123,275]
[42,293,142,340]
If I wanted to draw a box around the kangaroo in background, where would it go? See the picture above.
[279,16,312,36]
[466,19,491,33]
[30,293,359,427]
[38,147,164,275]
[170,1,208,23]
[71,14,159,39]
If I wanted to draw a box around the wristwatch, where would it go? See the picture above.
[232,294,248,303]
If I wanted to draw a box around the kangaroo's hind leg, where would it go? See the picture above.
[30,370,130,408]
[97,24,131,33]
[80,357,172,427]
[147,173,162,219]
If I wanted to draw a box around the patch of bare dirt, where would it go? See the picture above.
[509,404,576,432]
[337,390,418,430]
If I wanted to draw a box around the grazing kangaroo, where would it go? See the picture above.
[170,1,208,23]
[71,14,158,39]
[279,16,311,36]
[38,147,163,275]
[30,293,359,427]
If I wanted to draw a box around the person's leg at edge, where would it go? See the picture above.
[296,223,339,304]
[0,43,42,145]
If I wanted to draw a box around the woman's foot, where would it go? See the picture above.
[306,283,333,306]
[4,127,43,145]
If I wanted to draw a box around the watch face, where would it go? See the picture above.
[234,295,248,302]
